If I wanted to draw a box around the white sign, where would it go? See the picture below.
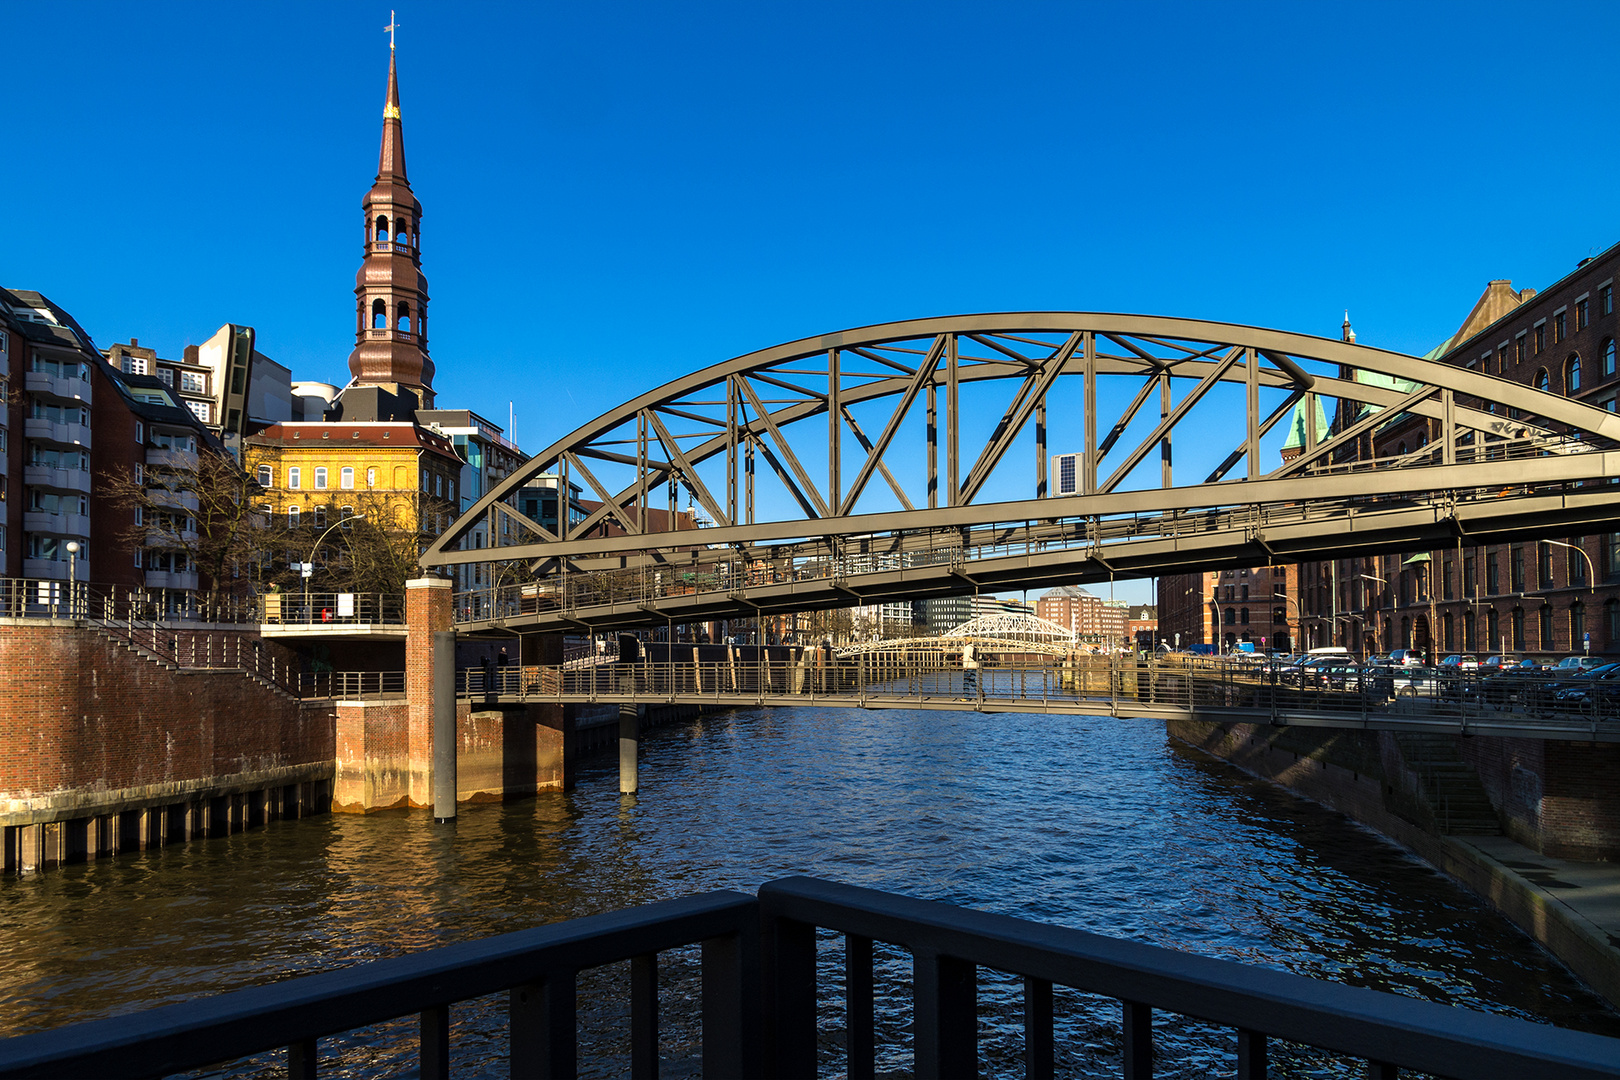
[337,593,355,619]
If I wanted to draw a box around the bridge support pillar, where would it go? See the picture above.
[406,577,455,814]
[619,704,639,794]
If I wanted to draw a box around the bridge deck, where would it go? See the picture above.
[457,659,1620,743]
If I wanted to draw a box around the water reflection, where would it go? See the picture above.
[0,706,1615,1073]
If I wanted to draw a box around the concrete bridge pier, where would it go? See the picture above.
[618,635,641,794]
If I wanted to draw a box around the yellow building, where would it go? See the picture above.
[244,420,463,585]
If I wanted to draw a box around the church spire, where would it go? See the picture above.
[346,19,433,407]
[378,32,407,181]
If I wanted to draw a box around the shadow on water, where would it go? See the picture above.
[0,705,1615,1076]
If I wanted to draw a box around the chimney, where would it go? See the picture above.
[184,345,199,362]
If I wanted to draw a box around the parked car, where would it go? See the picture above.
[1472,658,1549,704]
[1439,654,1480,671]
[1552,663,1620,705]
[1387,649,1425,667]
[1285,656,1364,692]
[1549,655,1604,675]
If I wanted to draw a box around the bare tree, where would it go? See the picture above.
[101,448,273,615]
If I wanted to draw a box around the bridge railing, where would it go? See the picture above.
[293,670,406,700]
[450,477,1591,627]
[0,578,259,625]
[2,877,1616,1079]
[456,654,1620,732]
[258,592,404,627]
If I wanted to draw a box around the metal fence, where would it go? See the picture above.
[259,591,404,626]
[293,670,406,700]
[0,578,259,625]
[456,654,1620,737]
[1,877,1615,1079]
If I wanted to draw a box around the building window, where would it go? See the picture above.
[313,506,326,529]
[1609,599,1620,645]
[157,368,173,386]
[1512,607,1525,651]
[1538,542,1553,588]
[314,467,328,490]
[341,466,354,489]
[366,467,377,488]
[1604,339,1616,378]
[1607,533,1620,580]
[1535,322,1546,354]
[288,466,301,489]
[1603,283,1615,317]
[1570,540,1588,587]
[1572,602,1586,648]
[257,464,272,487]
[288,506,301,528]
[1510,546,1524,592]
[1535,369,1550,394]
[122,356,148,376]
[181,371,207,393]
[1497,345,1508,373]
[1442,612,1453,652]
[1515,334,1527,364]
[187,400,212,424]
[1554,310,1566,344]
[1488,608,1500,652]
[1577,297,1590,331]
[1240,608,1249,625]
[135,421,144,444]
[1442,558,1454,600]
[1539,605,1554,649]
[340,505,355,528]
[1566,354,1581,393]
[1464,552,1476,596]
[372,298,387,329]
[1464,612,1476,652]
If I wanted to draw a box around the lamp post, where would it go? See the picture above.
[1272,591,1300,653]
[1403,553,1438,662]
[1358,573,1386,658]
[64,540,80,618]
[1541,539,1597,654]
[305,514,366,618]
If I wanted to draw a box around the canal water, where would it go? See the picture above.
[2,706,1617,1078]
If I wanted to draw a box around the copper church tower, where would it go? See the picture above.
[346,36,434,407]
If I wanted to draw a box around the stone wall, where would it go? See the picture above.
[1460,736,1620,860]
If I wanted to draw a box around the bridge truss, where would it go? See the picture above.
[423,314,1620,633]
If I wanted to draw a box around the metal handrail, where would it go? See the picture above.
[0,577,260,625]
[1,879,1615,1079]
[294,671,406,700]
[259,592,404,626]
[0,890,757,1080]
[759,876,1620,1079]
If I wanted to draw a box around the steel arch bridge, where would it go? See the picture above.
[422,313,1620,633]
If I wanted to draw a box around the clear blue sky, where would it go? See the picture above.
[6,1,1617,606]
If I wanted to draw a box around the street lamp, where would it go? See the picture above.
[1403,553,1439,662]
[65,540,80,618]
[1539,539,1595,595]
[1272,591,1300,652]
[305,514,366,618]
[1358,573,1386,657]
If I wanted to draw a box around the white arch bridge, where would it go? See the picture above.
[833,612,1084,659]
[422,313,1620,634]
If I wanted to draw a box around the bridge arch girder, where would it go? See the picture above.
[425,313,1620,632]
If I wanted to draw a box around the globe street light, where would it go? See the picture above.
[1358,573,1386,657]
[64,540,80,618]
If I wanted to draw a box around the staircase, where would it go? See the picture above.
[1395,733,1502,835]
[85,623,301,702]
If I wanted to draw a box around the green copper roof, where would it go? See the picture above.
[1280,395,1330,450]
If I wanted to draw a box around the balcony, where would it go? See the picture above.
[150,488,201,513]
[22,511,89,537]
[21,466,91,494]
[144,569,199,591]
[146,446,198,471]
[365,328,415,342]
[24,418,91,447]
[369,240,414,256]
[21,559,68,582]
[23,370,90,403]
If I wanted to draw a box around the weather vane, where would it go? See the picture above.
[385,10,399,50]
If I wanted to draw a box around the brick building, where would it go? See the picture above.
[1157,565,1301,653]
[1036,585,1128,646]
[1298,242,1620,660]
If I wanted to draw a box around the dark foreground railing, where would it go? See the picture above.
[1,877,1616,1079]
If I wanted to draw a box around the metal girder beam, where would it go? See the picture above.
[734,376,829,518]
[426,312,1620,569]
[425,448,1620,566]
[960,332,1081,504]
[645,409,730,528]
[1205,390,1304,484]
[839,405,914,512]
[563,452,643,539]
[839,335,945,515]
[1274,383,1438,477]
[1101,347,1244,494]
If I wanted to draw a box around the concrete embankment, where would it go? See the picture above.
[1168,719,1620,1010]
